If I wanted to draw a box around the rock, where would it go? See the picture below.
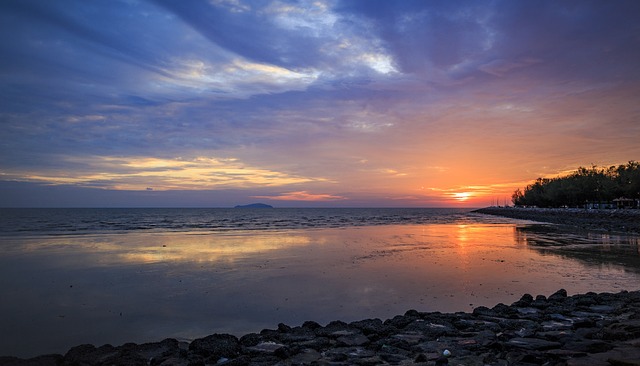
[301,320,322,330]
[505,337,562,350]
[472,306,496,317]
[0,355,62,366]
[288,349,321,365]
[245,341,286,354]
[64,344,117,365]
[188,334,240,360]
[566,346,640,366]
[512,293,534,307]
[349,318,390,336]
[549,289,568,301]
[562,339,613,353]
[602,319,640,340]
[5,290,640,366]
[336,334,370,347]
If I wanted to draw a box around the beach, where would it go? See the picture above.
[1,208,639,364]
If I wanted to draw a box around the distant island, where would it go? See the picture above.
[234,203,274,208]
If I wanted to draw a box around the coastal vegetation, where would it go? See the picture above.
[512,161,640,208]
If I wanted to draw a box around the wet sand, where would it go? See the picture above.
[1,222,639,358]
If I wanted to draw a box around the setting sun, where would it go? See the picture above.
[453,192,472,202]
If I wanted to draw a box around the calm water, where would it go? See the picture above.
[0,208,475,235]
[1,208,639,358]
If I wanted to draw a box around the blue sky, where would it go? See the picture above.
[1,0,639,207]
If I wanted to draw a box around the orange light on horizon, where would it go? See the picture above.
[452,192,472,202]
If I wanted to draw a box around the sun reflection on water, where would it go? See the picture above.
[2,223,640,358]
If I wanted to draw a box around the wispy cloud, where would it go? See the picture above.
[253,191,346,202]
[2,156,325,191]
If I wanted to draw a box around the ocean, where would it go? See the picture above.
[0,207,476,235]
[1,208,639,358]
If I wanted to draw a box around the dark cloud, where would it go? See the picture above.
[1,0,173,78]
[336,0,640,82]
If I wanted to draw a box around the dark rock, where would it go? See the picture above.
[188,334,240,360]
[505,337,561,350]
[603,319,640,340]
[315,320,351,337]
[64,344,117,365]
[297,336,331,350]
[562,339,613,353]
[472,306,496,317]
[589,304,616,313]
[531,295,549,309]
[384,314,416,329]
[7,289,640,366]
[277,323,292,333]
[434,355,449,365]
[245,341,286,355]
[273,345,291,359]
[380,352,409,363]
[301,320,322,330]
[349,318,390,336]
[0,355,62,366]
[336,334,370,347]
[288,349,321,365]
[549,289,568,301]
[512,293,534,307]
[238,333,261,347]
[414,353,428,363]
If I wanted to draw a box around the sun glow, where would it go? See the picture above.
[453,192,472,202]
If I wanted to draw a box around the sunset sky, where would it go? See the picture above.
[1,0,639,207]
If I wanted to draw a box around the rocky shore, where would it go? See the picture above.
[474,207,640,234]
[2,289,640,365]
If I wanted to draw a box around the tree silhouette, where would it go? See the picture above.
[512,161,639,208]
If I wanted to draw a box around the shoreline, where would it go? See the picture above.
[2,289,640,365]
[474,207,640,234]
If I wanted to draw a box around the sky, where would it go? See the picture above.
[1,0,639,208]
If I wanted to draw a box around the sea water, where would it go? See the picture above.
[1,208,639,357]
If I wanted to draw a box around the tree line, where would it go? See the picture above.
[512,161,640,208]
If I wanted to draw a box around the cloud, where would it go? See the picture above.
[153,0,399,79]
[253,191,346,201]
[157,57,320,97]
[478,58,542,77]
[2,0,640,207]
[1,156,326,191]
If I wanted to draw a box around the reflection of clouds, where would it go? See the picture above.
[514,225,640,249]
[18,232,312,266]
[513,225,640,271]
[5,222,640,359]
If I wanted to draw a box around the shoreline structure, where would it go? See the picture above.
[2,290,640,365]
[474,207,640,234]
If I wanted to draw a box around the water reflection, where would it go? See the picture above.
[10,231,313,266]
[2,224,640,358]
[514,225,640,271]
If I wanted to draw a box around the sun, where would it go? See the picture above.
[452,192,472,202]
